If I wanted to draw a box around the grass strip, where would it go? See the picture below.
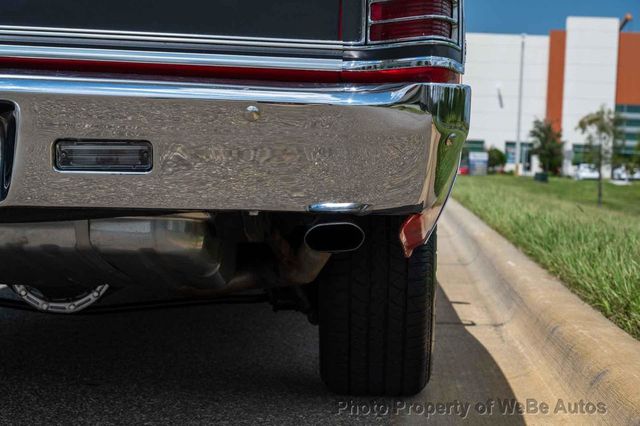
[453,175,640,338]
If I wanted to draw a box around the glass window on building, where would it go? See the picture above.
[623,147,637,156]
[505,142,533,171]
[622,119,640,128]
[572,144,589,165]
[460,140,485,170]
[618,141,639,156]
[617,105,640,114]
[617,105,640,131]
[465,140,485,152]
[615,105,640,160]
[625,132,640,142]
[573,142,638,164]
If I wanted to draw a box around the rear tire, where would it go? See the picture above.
[318,217,437,396]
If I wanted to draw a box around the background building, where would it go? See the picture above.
[463,17,640,175]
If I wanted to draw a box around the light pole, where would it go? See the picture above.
[515,34,526,175]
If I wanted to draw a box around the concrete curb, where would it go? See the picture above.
[444,199,640,424]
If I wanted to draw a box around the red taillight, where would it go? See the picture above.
[370,0,453,21]
[370,19,452,42]
[369,0,454,43]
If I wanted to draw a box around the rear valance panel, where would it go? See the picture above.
[1,0,354,42]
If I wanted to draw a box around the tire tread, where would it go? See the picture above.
[319,217,437,396]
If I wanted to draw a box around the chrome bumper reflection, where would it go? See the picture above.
[0,74,470,214]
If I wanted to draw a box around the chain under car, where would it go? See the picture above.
[0,285,317,320]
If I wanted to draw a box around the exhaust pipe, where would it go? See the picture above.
[270,221,364,286]
[304,221,365,254]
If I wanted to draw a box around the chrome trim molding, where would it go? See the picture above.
[0,73,427,104]
[0,44,343,72]
[308,203,370,214]
[372,15,458,25]
[0,74,470,215]
[0,25,347,49]
[346,37,462,51]
[343,56,464,74]
[0,44,464,74]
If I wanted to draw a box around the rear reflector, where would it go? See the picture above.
[55,140,152,173]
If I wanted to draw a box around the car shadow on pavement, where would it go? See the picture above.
[0,286,523,425]
[406,286,526,425]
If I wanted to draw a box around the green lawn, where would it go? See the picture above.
[453,175,640,338]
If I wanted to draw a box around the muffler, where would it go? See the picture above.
[0,214,233,292]
[304,221,365,254]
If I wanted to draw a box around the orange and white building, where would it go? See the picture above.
[464,16,640,175]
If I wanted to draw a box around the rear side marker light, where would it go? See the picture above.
[55,140,153,173]
[399,213,430,258]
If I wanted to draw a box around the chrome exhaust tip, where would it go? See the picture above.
[304,222,365,254]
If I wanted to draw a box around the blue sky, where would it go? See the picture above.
[466,0,640,34]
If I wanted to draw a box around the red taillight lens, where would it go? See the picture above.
[370,0,453,21]
[369,0,454,43]
[370,19,452,42]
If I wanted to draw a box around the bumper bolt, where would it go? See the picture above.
[244,105,261,122]
[446,133,457,146]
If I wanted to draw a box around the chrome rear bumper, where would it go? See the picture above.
[0,74,470,214]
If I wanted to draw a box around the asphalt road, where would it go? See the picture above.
[0,215,585,425]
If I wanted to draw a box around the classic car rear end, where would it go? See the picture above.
[0,0,470,396]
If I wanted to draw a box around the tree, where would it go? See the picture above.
[487,147,506,173]
[576,106,622,207]
[529,119,563,175]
